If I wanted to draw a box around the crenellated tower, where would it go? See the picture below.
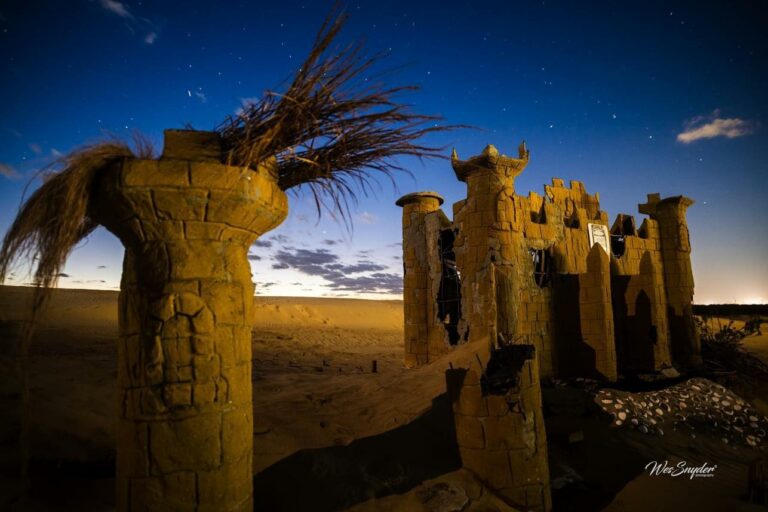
[639,194,701,367]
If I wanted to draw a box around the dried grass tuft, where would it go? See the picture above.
[0,138,144,493]
[0,141,138,307]
[217,7,461,226]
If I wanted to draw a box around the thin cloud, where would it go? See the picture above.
[269,234,292,245]
[357,211,378,224]
[100,0,132,19]
[248,254,262,261]
[677,111,757,143]
[28,143,43,155]
[189,90,207,103]
[97,0,159,45]
[253,239,273,248]
[0,163,20,180]
[271,247,402,294]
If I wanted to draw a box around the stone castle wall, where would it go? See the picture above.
[398,144,700,380]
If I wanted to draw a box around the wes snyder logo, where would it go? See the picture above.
[645,460,717,480]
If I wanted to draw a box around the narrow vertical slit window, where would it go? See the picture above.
[530,248,552,288]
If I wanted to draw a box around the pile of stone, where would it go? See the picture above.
[594,377,768,448]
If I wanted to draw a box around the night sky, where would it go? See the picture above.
[0,1,766,303]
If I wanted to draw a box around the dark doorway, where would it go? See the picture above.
[613,280,656,373]
[437,229,461,345]
[552,274,597,378]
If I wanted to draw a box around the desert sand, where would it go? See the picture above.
[0,285,766,511]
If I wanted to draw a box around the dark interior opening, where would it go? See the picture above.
[610,235,626,258]
[564,212,580,229]
[530,204,547,224]
[437,228,461,345]
[610,215,635,258]
[481,344,536,395]
[612,279,656,373]
[531,248,552,288]
[622,216,636,236]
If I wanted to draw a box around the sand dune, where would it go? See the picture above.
[0,286,767,511]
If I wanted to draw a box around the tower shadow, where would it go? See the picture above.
[252,394,461,512]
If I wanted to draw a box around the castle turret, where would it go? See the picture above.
[396,191,445,367]
[639,193,701,367]
[451,142,530,344]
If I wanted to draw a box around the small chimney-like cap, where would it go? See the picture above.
[395,191,444,207]
[161,129,223,161]
[639,193,694,216]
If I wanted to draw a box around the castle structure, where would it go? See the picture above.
[397,142,700,511]
[397,142,701,381]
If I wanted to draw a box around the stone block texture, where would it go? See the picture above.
[94,130,288,511]
[399,142,701,511]
[399,143,700,379]
[446,349,551,512]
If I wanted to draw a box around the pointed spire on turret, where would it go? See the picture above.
[482,144,499,159]
[451,147,459,162]
[518,140,529,160]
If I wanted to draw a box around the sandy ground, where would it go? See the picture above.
[0,286,766,511]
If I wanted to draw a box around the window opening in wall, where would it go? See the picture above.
[610,234,626,258]
[530,204,547,224]
[530,248,552,288]
[610,215,634,258]
[564,212,580,229]
[437,228,462,345]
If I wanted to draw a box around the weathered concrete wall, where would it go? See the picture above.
[399,147,695,379]
[93,130,288,511]
[446,343,551,511]
[451,144,529,348]
[610,217,671,372]
[424,209,454,356]
[577,244,617,380]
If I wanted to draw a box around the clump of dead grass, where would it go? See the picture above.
[217,7,459,226]
[0,141,144,309]
[0,137,150,494]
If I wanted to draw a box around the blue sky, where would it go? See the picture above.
[0,1,766,303]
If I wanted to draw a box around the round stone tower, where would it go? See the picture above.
[92,130,288,511]
[396,191,445,367]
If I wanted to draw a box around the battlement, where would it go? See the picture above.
[451,141,530,182]
[545,176,602,221]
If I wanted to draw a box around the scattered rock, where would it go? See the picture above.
[594,378,768,447]
[660,367,681,379]
[416,482,469,512]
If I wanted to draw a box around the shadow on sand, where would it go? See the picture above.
[253,393,462,512]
